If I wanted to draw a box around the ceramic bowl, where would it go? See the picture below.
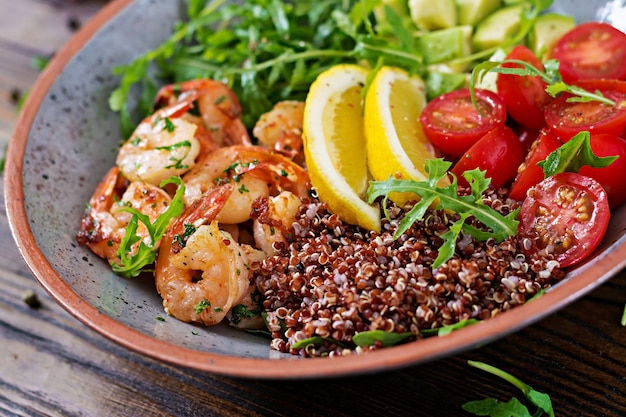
[6,0,626,378]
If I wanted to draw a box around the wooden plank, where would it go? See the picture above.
[0,0,107,148]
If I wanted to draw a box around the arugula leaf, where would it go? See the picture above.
[291,336,345,349]
[420,318,479,337]
[471,58,615,112]
[434,213,470,268]
[464,360,555,417]
[463,397,532,417]
[538,131,617,177]
[112,176,185,278]
[367,159,519,268]
[380,4,415,52]
[352,330,413,347]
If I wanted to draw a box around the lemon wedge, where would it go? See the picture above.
[364,66,443,204]
[302,64,381,232]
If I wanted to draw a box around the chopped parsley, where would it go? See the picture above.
[194,299,211,314]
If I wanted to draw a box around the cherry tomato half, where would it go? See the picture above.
[451,125,525,190]
[496,45,552,130]
[552,22,626,83]
[544,89,626,141]
[420,88,507,160]
[508,129,562,202]
[511,121,541,152]
[517,172,610,268]
[574,78,626,95]
[578,133,626,208]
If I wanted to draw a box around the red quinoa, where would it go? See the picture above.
[253,190,566,357]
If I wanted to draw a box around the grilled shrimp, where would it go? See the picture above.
[252,100,304,160]
[154,185,264,326]
[182,145,311,224]
[251,191,302,257]
[116,101,202,186]
[154,79,251,150]
[76,166,172,266]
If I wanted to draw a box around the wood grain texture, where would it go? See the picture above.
[1,1,626,416]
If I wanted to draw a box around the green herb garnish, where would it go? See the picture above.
[291,336,346,350]
[112,176,185,277]
[471,58,615,110]
[229,303,260,325]
[367,159,519,268]
[420,318,479,337]
[538,131,617,178]
[194,299,211,314]
[352,319,480,347]
[463,360,555,417]
[352,330,413,347]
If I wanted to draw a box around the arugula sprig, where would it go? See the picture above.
[471,58,616,110]
[367,159,519,268]
[538,131,617,177]
[112,176,185,278]
[463,360,555,417]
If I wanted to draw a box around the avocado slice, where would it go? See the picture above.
[528,13,576,60]
[456,0,502,26]
[416,25,473,65]
[409,0,457,31]
[473,5,524,51]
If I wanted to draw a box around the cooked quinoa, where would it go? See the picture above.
[253,189,566,357]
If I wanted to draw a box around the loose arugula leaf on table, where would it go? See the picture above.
[463,360,555,417]
[537,131,617,177]
[366,159,519,268]
[109,0,425,137]
[112,176,185,278]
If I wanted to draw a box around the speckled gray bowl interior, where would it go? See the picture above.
[19,0,626,363]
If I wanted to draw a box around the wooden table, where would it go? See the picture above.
[2,1,626,416]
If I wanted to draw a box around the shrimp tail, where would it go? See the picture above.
[154,79,252,148]
[165,183,235,255]
[76,166,126,253]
